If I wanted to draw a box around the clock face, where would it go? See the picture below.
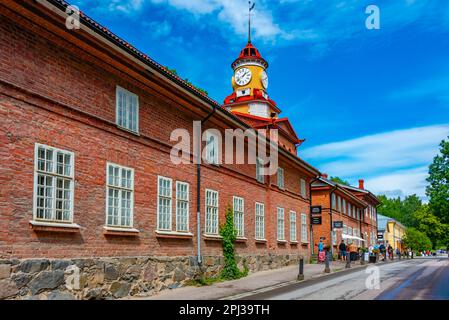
[261,70,269,89]
[234,68,252,86]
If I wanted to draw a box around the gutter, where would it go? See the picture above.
[195,106,218,265]
[308,175,321,255]
[329,185,337,254]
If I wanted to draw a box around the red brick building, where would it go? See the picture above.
[0,1,321,299]
[311,175,380,254]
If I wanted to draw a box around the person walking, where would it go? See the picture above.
[379,243,386,261]
[318,240,324,252]
[339,240,347,262]
[388,245,394,260]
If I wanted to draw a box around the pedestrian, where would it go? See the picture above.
[349,242,357,262]
[339,240,347,262]
[379,243,386,261]
[318,239,324,252]
[388,245,394,260]
[395,248,401,259]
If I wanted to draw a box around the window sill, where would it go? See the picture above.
[103,226,140,236]
[235,237,248,242]
[255,238,267,243]
[290,241,299,244]
[203,233,222,241]
[301,241,310,246]
[29,220,81,233]
[155,230,193,239]
[277,239,287,244]
[116,125,140,136]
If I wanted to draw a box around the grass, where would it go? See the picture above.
[184,276,224,287]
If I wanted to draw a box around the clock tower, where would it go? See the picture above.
[223,41,280,119]
[222,3,304,154]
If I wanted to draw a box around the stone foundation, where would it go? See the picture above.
[0,253,304,300]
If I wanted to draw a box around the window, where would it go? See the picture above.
[348,227,353,236]
[205,189,219,234]
[331,230,337,245]
[233,196,244,237]
[300,179,307,198]
[176,181,189,232]
[277,207,285,240]
[205,131,219,165]
[343,224,348,235]
[256,158,264,183]
[255,202,265,240]
[106,163,134,228]
[353,207,356,218]
[116,86,139,133]
[342,199,346,214]
[338,196,342,212]
[348,203,351,217]
[290,211,297,242]
[157,176,172,230]
[331,193,336,210]
[34,144,74,223]
[301,213,308,242]
[277,168,284,189]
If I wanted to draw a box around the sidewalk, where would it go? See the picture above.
[129,259,370,300]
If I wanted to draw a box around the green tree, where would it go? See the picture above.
[330,176,350,186]
[426,136,449,224]
[413,205,449,248]
[402,228,432,252]
[377,194,423,228]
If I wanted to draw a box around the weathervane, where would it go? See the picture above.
[248,1,255,43]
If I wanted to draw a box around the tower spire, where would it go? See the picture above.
[248,1,255,43]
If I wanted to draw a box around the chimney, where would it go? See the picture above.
[359,179,365,190]
[321,173,328,179]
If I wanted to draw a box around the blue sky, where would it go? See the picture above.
[70,0,449,200]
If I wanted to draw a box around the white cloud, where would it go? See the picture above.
[301,124,449,198]
[364,166,429,200]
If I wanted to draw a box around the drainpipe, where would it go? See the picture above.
[308,176,320,255]
[196,106,217,265]
[329,185,337,255]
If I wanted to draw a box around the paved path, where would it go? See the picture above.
[129,259,374,300]
[239,257,448,300]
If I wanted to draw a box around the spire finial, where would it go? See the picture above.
[248,1,255,43]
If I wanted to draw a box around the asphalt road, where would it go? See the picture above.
[238,257,449,300]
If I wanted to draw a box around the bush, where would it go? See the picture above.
[219,206,248,280]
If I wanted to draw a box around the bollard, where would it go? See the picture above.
[297,257,304,281]
[324,252,331,273]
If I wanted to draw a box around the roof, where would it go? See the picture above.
[231,42,268,69]
[19,0,321,177]
[377,214,406,231]
[340,184,381,206]
[312,177,368,208]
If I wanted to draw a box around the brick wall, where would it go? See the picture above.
[0,5,313,261]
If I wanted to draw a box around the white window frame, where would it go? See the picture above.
[301,213,308,242]
[33,143,75,224]
[277,207,285,240]
[116,86,139,133]
[331,230,337,245]
[205,131,219,165]
[205,189,219,235]
[343,224,348,235]
[255,202,265,240]
[348,203,351,217]
[157,176,173,231]
[176,181,189,232]
[290,211,297,242]
[233,196,245,238]
[300,178,307,198]
[277,167,285,189]
[342,199,346,214]
[338,196,342,212]
[106,162,135,228]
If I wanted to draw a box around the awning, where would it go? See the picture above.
[342,234,366,242]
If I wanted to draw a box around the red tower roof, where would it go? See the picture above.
[232,42,268,69]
